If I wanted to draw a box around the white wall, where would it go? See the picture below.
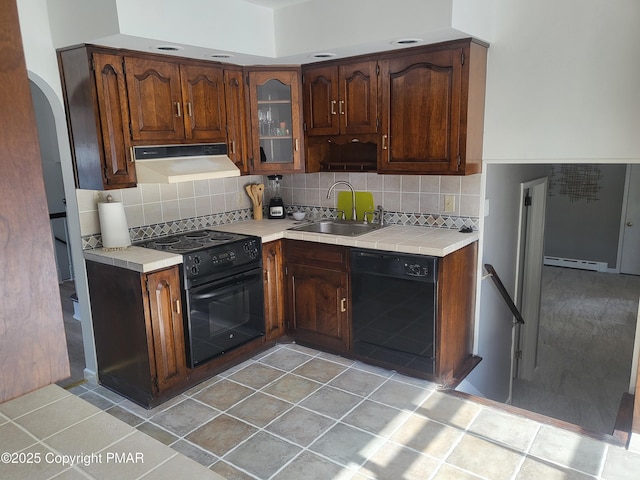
[459,163,549,402]
[48,0,277,58]
[483,0,640,162]
[274,0,454,57]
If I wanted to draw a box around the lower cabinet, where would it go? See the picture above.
[86,261,187,408]
[284,240,350,352]
[263,240,286,341]
[282,239,478,385]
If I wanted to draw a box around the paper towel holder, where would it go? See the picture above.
[98,195,131,251]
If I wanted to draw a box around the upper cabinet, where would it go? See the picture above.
[57,39,487,190]
[125,57,227,143]
[58,45,247,189]
[224,69,251,174]
[303,61,378,136]
[247,69,304,174]
[58,47,136,190]
[303,39,487,175]
[378,39,487,175]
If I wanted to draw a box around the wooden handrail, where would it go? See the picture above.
[483,264,525,325]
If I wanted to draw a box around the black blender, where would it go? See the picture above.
[267,174,285,219]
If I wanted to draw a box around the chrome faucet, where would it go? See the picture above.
[326,181,357,221]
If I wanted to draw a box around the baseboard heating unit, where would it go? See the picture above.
[543,256,608,272]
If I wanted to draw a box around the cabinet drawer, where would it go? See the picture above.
[285,240,348,270]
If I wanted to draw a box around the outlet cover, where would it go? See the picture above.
[444,195,455,213]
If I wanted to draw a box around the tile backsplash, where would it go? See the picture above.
[77,172,481,248]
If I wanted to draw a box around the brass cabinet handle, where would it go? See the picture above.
[186,102,193,117]
[340,298,346,313]
[175,102,182,117]
[295,138,299,151]
[339,100,345,115]
[230,140,236,154]
[382,134,388,150]
[330,100,337,115]
[173,298,181,315]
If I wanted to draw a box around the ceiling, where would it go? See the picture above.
[48,0,485,67]
[242,0,311,7]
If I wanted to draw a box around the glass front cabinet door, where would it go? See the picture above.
[248,69,304,174]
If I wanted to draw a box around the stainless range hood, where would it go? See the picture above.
[133,143,240,183]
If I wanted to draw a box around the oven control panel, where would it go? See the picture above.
[184,238,262,280]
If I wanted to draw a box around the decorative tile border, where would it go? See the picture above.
[82,206,479,249]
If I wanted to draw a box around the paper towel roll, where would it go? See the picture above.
[98,201,131,249]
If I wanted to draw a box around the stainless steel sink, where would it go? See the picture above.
[288,220,385,237]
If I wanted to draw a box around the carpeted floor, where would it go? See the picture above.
[511,266,640,434]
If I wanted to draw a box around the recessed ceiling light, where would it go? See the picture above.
[310,53,336,59]
[392,38,423,45]
[208,53,234,59]
[152,45,183,52]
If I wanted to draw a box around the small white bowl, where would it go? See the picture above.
[292,211,306,221]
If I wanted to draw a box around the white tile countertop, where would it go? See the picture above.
[84,219,478,272]
[83,245,182,273]
[214,219,479,257]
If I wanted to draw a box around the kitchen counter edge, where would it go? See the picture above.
[84,219,479,272]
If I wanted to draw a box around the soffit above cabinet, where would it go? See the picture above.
[47,0,492,66]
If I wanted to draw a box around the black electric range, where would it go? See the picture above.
[136,228,265,367]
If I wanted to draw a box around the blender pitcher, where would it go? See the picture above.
[267,175,285,219]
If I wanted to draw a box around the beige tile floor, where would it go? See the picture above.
[0,385,223,480]
[41,343,640,480]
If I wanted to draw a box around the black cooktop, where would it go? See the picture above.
[136,229,248,254]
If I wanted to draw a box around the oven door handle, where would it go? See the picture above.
[189,270,261,300]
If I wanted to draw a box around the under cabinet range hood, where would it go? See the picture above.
[133,143,240,184]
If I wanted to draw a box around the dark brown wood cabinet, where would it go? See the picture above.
[144,267,188,394]
[263,240,285,341]
[181,64,228,143]
[378,39,487,175]
[435,242,478,384]
[303,61,378,136]
[86,261,187,407]
[58,47,137,189]
[58,45,245,189]
[284,241,350,352]
[247,68,305,174]
[224,69,251,173]
[126,57,227,143]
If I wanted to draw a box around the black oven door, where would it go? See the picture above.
[184,267,264,367]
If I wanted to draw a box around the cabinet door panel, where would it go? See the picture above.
[263,241,285,341]
[287,263,349,351]
[224,69,250,172]
[304,66,339,136]
[92,53,136,186]
[380,49,462,173]
[125,57,184,141]
[181,65,227,142]
[340,61,378,135]
[146,268,187,394]
[248,69,304,173]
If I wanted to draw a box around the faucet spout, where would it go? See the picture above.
[326,181,357,221]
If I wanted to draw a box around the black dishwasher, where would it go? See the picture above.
[351,249,438,374]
